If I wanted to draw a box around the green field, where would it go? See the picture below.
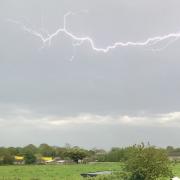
[0,162,179,180]
[0,163,121,180]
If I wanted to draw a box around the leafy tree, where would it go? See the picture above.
[38,144,56,157]
[55,147,67,159]
[23,144,37,155]
[24,152,36,164]
[3,153,14,165]
[124,144,172,180]
[166,146,174,152]
[65,148,88,163]
[7,147,18,156]
[0,147,6,157]
[104,148,125,162]
[97,147,136,162]
[15,147,24,156]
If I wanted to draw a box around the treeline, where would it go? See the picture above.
[98,147,137,162]
[98,146,180,162]
[0,143,179,165]
[166,146,180,156]
[0,144,106,165]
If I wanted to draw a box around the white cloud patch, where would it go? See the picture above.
[0,105,180,128]
[47,112,180,127]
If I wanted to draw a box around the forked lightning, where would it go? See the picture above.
[8,11,180,53]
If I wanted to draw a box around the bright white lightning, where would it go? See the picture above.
[7,11,180,53]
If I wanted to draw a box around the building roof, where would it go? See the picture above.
[15,156,24,161]
[41,157,53,161]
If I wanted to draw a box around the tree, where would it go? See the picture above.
[38,144,56,157]
[124,144,172,180]
[14,147,24,156]
[7,147,18,156]
[24,152,36,164]
[65,148,88,163]
[55,147,67,159]
[23,144,37,155]
[166,146,174,152]
[0,147,7,157]
[3,153,14,165]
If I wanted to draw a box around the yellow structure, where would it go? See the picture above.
[41,157,53,161]
[15,156,24,161]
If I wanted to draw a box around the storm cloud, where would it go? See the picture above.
[0,0,180,148]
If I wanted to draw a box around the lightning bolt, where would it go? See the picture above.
[7,11,180,53]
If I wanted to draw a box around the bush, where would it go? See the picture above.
[124,144,173,180]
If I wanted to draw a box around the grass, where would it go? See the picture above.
[172,163,180,177]
[0,162,122,180]
[0,162,180,180]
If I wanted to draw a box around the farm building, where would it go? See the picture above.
[14,156,24,164]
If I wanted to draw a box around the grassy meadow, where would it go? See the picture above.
[0,162,122,180]
[0,162,180,180]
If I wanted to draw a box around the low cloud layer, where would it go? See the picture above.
[0,105,180,149]
[0,105,180,128]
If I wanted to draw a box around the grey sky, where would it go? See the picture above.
[0,0,180,149]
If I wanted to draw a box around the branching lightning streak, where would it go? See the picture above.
[8,11,180,53]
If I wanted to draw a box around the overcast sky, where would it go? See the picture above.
[0,0,180,149]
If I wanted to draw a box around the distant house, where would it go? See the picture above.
[56,160,65,164]
[14,156,24,164]
[56,159,74,165]
[41,157,53,161]
[38,157,74,165]
[40,157,54,164]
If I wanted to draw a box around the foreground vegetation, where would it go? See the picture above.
[0,143,179,179]
[0,162,179,180]
[0,162,121,180]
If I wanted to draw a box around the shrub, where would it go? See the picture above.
[124,144,173,180]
